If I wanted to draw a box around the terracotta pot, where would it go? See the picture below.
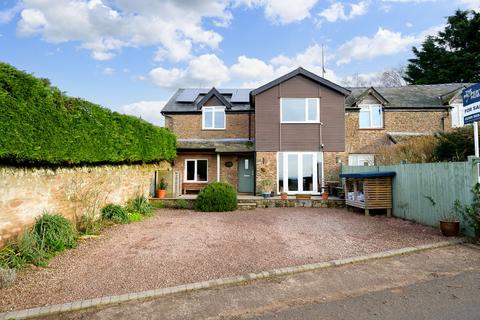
[439,220,460,237]
[322,192,329,200]
[280,192,288,200]
[156,189,167,199]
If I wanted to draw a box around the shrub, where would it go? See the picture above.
[101,204,130,224]
[126,195,154,216]
[78,214,104,235]
[0,245,24,269]
[462,183,480,239]
[0,231,49,269]
[128,212,143,223]
[434,127,474,162]
[32,212,77,253]
[194,182,237,212]
[376,135,438,165]
[0,62,176,165]
[0,267,16,288]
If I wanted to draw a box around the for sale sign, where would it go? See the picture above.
[463,83,480,124]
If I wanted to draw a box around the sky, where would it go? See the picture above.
[0,0,478,126]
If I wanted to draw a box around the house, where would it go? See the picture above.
[162,67,467,195]
[343,83,469,168]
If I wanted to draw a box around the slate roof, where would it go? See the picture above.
[162,88,252,114]
[177,139,254,153]
[345,83,470,109]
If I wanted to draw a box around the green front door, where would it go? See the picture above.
[238,156,254,193]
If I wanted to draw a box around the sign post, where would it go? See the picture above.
[462,83,480,182]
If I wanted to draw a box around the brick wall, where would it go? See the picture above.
[165,113,254,140]
[0,163,170,246]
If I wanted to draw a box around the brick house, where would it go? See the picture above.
[162,67,467,195]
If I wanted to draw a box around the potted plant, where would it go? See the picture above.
[280,191,288,200]
[321,187,329,200]
[259,179,273,198]
[439,200,461,237]
[156,178,168,199]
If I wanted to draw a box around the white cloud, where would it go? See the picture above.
[120,101,166,126]
[236,0,318,24]
[319,1,369,23]
[102,67,115,75]
[149,54,230,88]
[458,0,480,12]
[16,0,228,61]
[0,3,22,24]
[336,25,443,65]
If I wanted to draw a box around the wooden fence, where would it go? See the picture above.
[341,157,479,235]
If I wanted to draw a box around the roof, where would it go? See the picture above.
[162,88,252,114]
[196,87,233,110]
[251,67,351,97]
[339,172,396,178]
[386,132,432,144]
[345,83,470,109]
[177,139,254,152]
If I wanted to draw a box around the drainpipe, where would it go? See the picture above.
[217,153,221,182]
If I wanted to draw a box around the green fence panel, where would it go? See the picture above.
[341,158,478,235]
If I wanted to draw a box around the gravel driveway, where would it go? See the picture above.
[0,208,445,311]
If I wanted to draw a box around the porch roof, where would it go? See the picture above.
[177,139,255,153]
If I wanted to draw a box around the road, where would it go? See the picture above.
[39,244,480,320]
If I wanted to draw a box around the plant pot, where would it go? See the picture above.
[156,189,167,199]
[322,192,329,200]
[261,192,270,199]
[280,192,288,200]
[439,220,460,237]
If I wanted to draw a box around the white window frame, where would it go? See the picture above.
[348,154,375,166]
[280,98,320,123]
[450,103,465,128]
[184,159,208,182]
[276,151,323,195]
[358,104,383,129]
[202,106,226,130]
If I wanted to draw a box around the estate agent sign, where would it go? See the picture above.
[463,83,480,124]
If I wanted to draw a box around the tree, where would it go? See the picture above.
[404,10,480,84]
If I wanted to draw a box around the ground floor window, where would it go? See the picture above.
[184,159,208,182]
[277,152,323,194]
[348,154,374,166]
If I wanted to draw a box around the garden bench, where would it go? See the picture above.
[182,182,208,194]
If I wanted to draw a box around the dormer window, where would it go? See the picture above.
[202,106,226,130]
[359,104,383,129]
[280,98,320,123]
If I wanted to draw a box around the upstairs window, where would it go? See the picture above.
[281,98,320,123]
[202,106,225,130]
[359,104,383,129]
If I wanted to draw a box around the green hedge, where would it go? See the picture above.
[195,182,237,212]
[0,62,176,165]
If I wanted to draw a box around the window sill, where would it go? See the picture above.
[281,121,321,124]
[183,181,208,183]
[357,128,384,131]
[202,128,226,131]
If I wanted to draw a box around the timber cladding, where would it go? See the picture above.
[254,75,346,152]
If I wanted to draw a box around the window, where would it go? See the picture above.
[359,104,383,129]
[202,107,225,129]
[348,154,374,166]
[451,103,465,128]
[184,159,208,182]
[277,152,323,194]
[281,98,320,123]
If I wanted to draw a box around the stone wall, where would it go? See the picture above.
[165,113,254,140]
[345,110,450,154]
[256,152,277,194]
[0,162,170,246]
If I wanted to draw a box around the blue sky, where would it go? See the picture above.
[0,0,478,125]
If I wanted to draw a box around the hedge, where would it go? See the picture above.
[0,62,176,165]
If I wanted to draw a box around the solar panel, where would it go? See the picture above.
[230,89,252,103]
[175,89,201,102]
